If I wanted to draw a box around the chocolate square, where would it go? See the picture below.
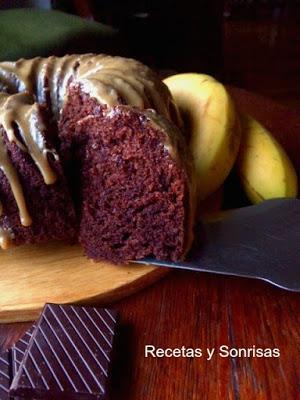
[0,350,10,399]
[0,325,35,399]
[10,304,117,399]
[11,326,35,379]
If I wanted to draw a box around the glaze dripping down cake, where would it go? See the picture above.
[0,54,194,262]
[0,92,77,249]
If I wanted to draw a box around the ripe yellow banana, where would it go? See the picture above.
[237,114,298,204]
[164,73,241,201]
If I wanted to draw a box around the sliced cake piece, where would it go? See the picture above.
[72,106,194,263]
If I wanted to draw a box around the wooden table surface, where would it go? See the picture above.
[1,89,300,400]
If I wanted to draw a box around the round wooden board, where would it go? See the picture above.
[0,241,167,323]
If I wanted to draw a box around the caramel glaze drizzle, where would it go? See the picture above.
[0,92,57,237]
[0,54,180,248]
[0,54,174,120]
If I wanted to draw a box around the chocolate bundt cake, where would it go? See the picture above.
[0,54,194,262]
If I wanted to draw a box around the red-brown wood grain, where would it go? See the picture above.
[229,87,300,173]
[0,91,299,399]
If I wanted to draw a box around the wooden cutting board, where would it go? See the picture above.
[1,87,299,324]
[0,241,167,323]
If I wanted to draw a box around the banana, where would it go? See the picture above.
[237,114,298,204]
[164,73,241,201]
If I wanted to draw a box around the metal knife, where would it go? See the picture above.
[135,198,300,292]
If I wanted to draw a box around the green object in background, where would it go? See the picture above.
[0,9,118,61]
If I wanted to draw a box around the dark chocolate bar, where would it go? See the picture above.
[0,325,34,399]
[11,325,35,379]
[0,350,10,399]
[10,304,117,400]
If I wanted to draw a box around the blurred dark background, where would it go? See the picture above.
[1,0,300,109]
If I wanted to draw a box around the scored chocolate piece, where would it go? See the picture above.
[10,304,117,400]
[11,325,35,379]
[0,325,35,399]
[0,350,10,399]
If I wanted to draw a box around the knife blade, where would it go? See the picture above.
[134,198,300,292]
